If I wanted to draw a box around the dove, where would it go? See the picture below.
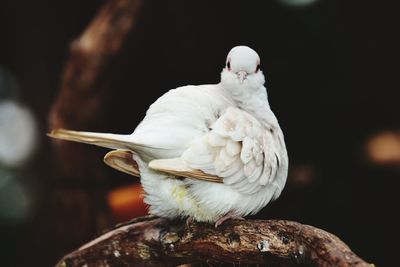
[49,46,288,227]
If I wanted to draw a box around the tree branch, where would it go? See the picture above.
[55,215,371,267]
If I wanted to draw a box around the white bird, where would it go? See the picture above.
[49,46,288,227]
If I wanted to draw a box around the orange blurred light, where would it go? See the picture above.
[288,164,316,187]
[366,131,400,166]
[107,183,148,222]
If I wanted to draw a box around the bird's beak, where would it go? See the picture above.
[237,71,248,84]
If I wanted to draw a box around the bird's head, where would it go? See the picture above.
[221,46,265,91]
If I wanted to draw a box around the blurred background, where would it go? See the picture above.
[0,0,398,266]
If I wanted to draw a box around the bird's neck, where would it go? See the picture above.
[222,85,279,129]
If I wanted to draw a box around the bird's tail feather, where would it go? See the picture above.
[47,128,135,150]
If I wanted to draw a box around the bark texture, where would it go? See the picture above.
[56,216,371,267]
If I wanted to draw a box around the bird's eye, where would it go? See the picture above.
[255,64,260,73]
[227,61,231,70]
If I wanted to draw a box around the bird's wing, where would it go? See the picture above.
[48,129,136,150]
[104,150,140,177]
[149,107,284,194]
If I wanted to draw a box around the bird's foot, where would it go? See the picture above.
[215,213,245,228]
[186,217,194,227]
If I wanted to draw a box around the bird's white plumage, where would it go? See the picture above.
[49,46,288,223]
[179,106,282,195]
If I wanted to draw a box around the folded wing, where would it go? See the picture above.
[149,107,283,195]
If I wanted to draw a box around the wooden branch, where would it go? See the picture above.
[55,216,371,267]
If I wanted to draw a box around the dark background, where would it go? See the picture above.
[0,0,399,266]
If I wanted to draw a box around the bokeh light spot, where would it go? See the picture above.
[366,131,400,166]
[0,169,32,223]
[0,101,37,167]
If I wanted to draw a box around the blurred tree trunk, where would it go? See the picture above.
[48,0,143,259]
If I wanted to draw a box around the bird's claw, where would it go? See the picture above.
[215,213,245,228]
